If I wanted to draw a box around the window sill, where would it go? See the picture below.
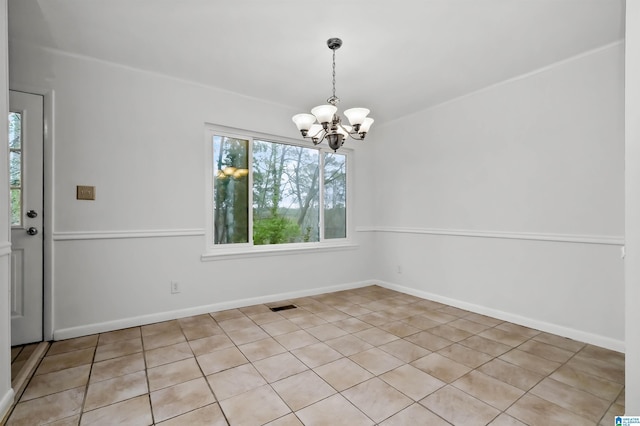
[201,241,359,261]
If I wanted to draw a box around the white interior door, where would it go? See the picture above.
[9,90,44,346]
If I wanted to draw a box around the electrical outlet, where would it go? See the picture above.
[170,281,180,294]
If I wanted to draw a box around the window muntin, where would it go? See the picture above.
[9,112,22,227]
[207,126,350,252]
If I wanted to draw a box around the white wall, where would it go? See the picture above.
[625,0,640,413]
[369,43,625,349]
[0,0,14,419]
[8,42,377,338]
[6,19,625,354]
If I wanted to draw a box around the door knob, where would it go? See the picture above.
[27,227,38,236]
[26,210,38,218]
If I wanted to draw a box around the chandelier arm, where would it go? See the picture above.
[314,130,328,145]
[336,121,364,141]
[307,127,325,140]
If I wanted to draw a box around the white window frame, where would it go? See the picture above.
[202,124,357,261]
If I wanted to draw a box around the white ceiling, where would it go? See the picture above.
[8,0,625,124]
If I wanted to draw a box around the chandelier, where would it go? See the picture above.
[292,38,374,152]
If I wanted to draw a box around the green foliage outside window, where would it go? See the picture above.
[253,216,301,245]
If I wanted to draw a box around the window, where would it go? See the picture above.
[9,112,22,227]
[205,125,351,256]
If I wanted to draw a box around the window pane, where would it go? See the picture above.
[8,112,22,227]
[213,135,249,244]
[10,150,21,188]
[11,189,21,226]
[324,152,347,239]
[253,140,319,245]
[9,112,21,149]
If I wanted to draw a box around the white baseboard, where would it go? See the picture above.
[53,278,624,352]
[0,388,15,423]
[53,280,377,340]
[377,281,625,353]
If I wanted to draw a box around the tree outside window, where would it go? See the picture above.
[213,136,249,244]
[324,152,347,239]
[211,132,348,247]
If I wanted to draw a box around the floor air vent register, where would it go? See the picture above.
[269,305,297,312]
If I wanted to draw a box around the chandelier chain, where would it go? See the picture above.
[332,48,336,101]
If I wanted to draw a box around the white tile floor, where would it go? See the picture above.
[7,285,625,425]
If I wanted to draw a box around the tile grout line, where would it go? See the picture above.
[188,314,232,426]
[76,338,98,425]
[139,332,156,426]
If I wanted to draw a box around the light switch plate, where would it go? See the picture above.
[77,185,96,200]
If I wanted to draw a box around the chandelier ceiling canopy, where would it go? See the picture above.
[292,38,374,152]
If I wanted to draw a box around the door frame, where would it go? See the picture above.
[10,86,55,341]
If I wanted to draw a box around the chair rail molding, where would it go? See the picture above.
[0,241,11,257]
[356,226,624,246]
[52,229,206,241]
